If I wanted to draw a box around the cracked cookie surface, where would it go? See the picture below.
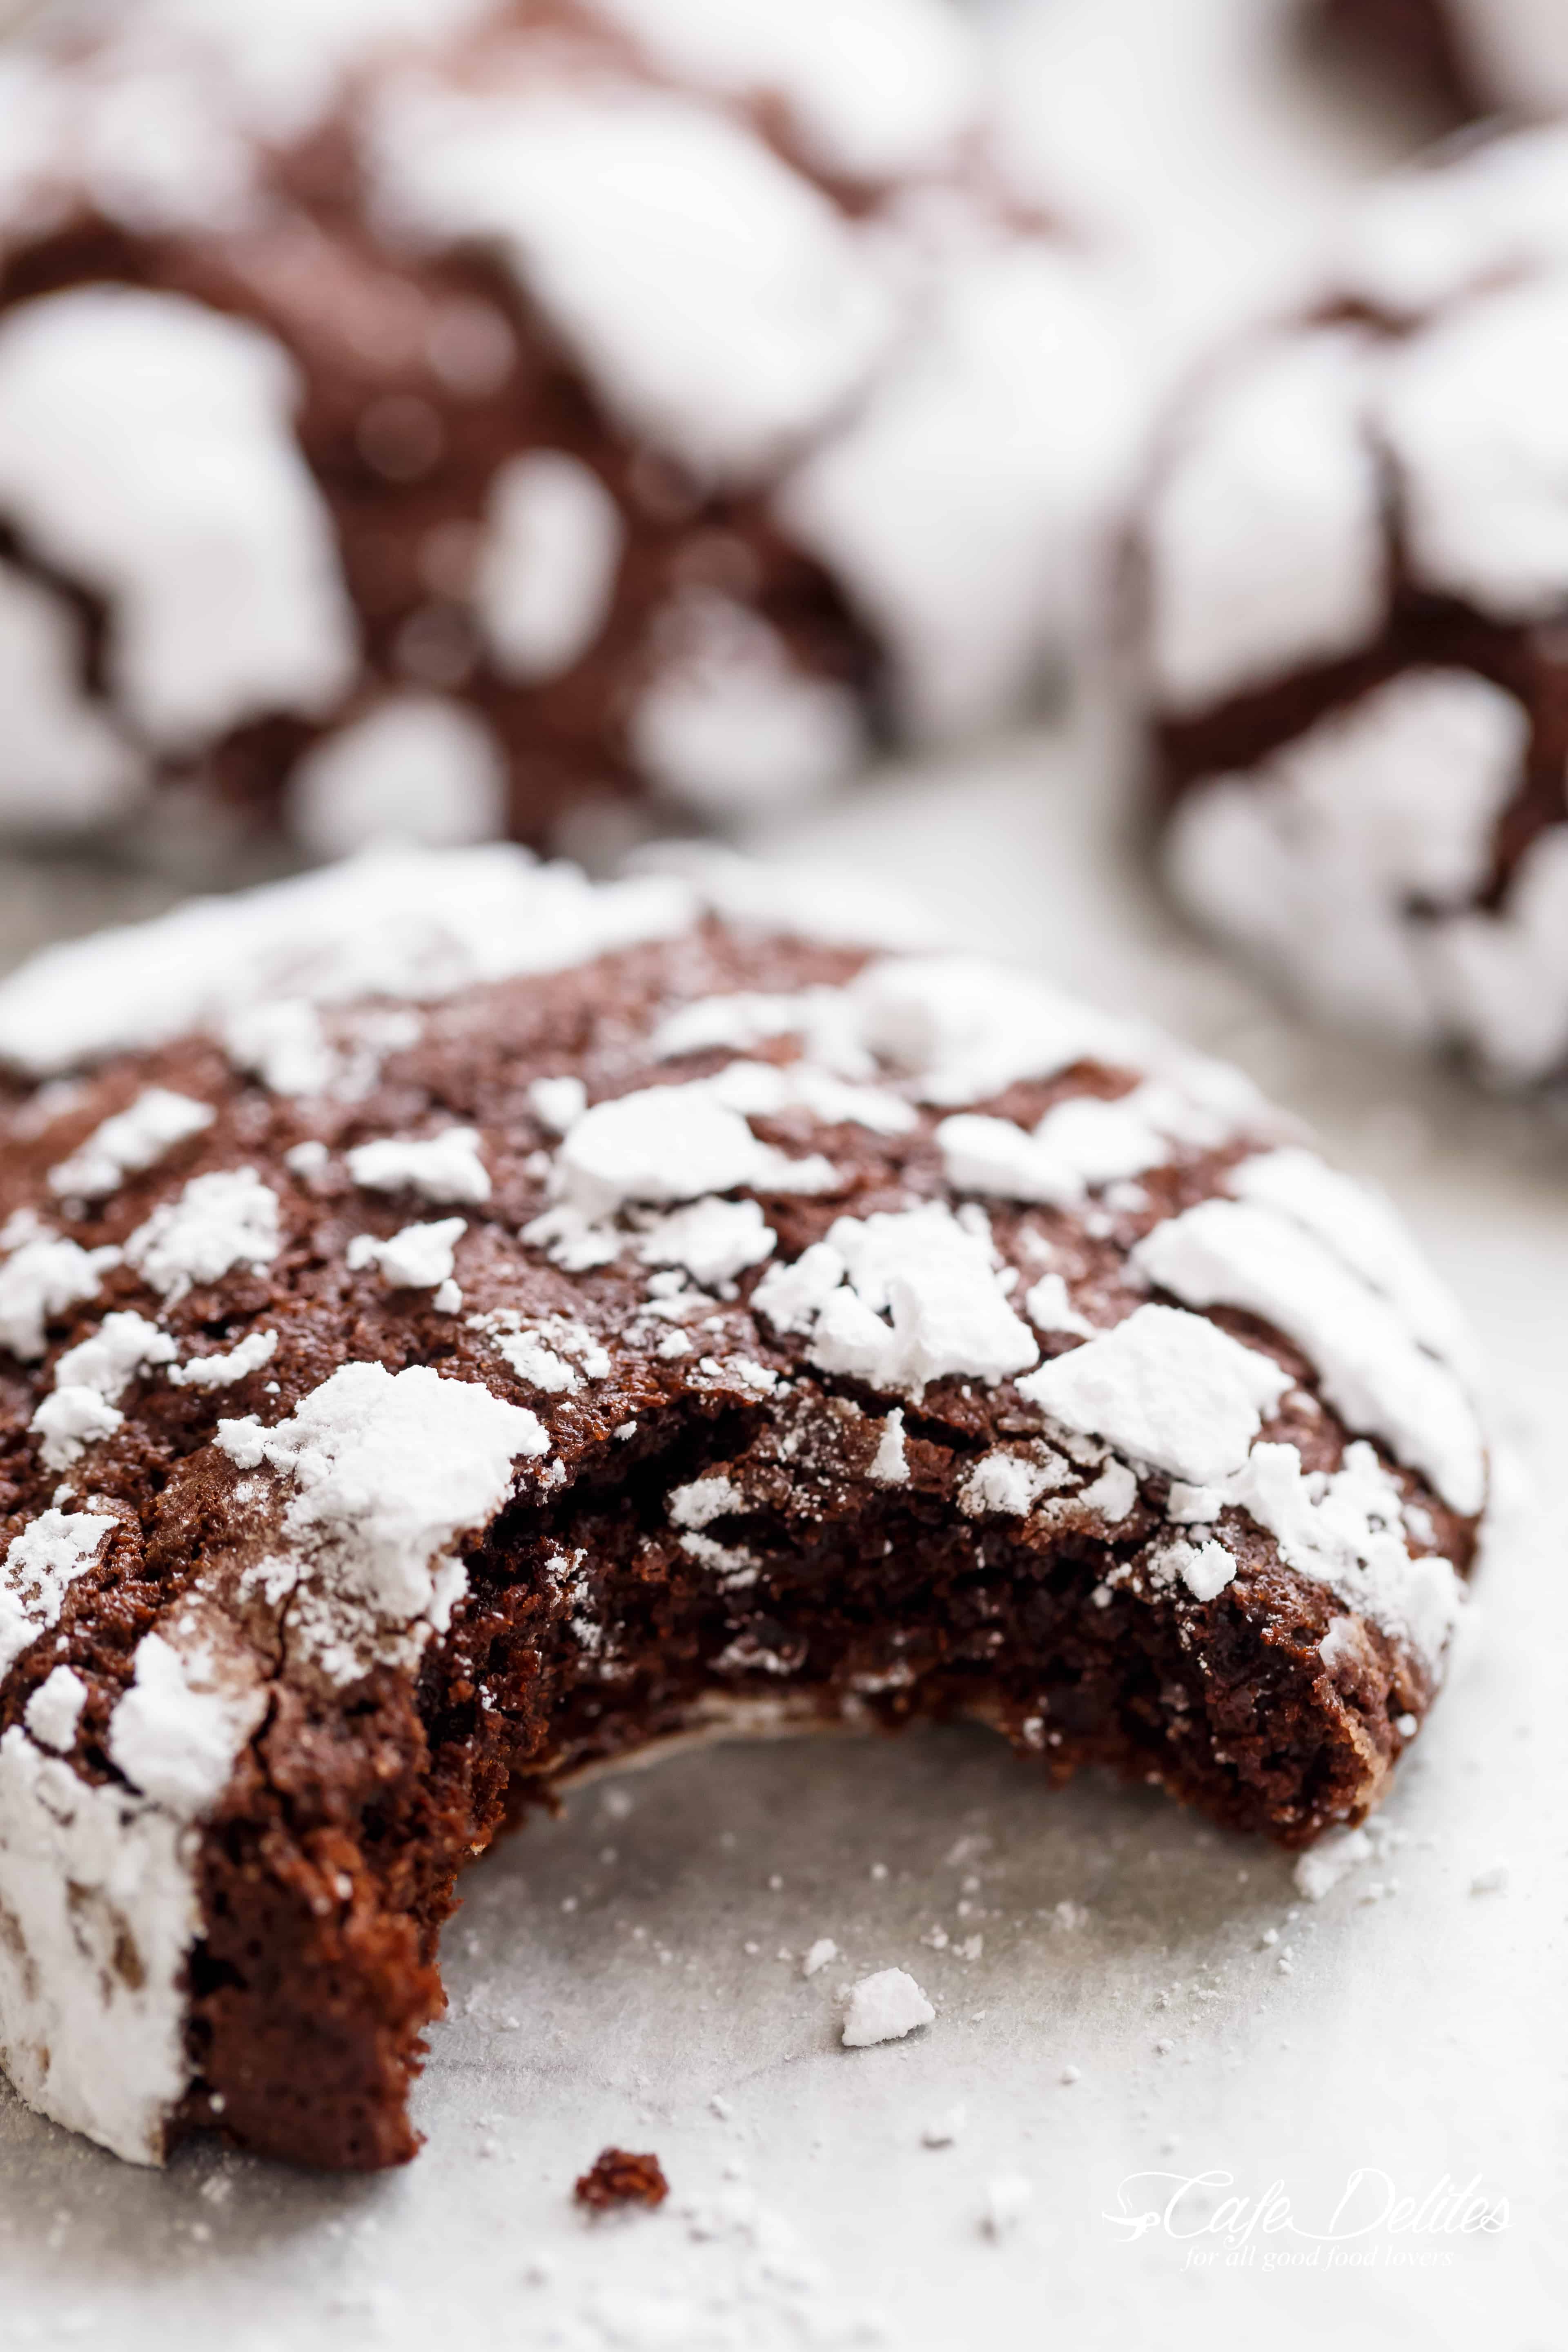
[0,844,1486,2168]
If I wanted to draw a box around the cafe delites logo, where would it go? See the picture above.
[1101,2166,1510,2272]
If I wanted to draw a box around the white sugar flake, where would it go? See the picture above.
[48,1088,213,1203]
[842,1967,935,2048]
[125,1169,281,1304]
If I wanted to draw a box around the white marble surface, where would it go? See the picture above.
[1,2,1564,2347]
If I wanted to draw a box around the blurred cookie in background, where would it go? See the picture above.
[1131,122,1568,1094]
[0,0,1136,865]
[1305,0,1568,125]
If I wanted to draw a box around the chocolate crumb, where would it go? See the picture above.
[574,2148,670,2212]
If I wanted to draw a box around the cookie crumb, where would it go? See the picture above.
[574,2148,669,2212]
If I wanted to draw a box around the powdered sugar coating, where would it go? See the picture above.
[347,1125,492,1207]
[217,1361,548,1652]
[347,1215,467,1291]
[1133,1200,1483,1513]
[0,287,357,749]
[0,563,145,831]
[754,1203,1039,1399]
[1381,274,1568,620]
[0,1727,202,2165]
[0,1229,120,1361]
[285,697,508,862]
[0,1508,115,1678]
[107,1631,268,1820]
[49,1087,214,1204]
[167,1327,279,1390]
[31,1310,178,1470]
[0,0,1125,846]
[583,0,981,182]
[1019,1305,1291,1487]
[475,451,624,685]
[1165,670,1531,1062]
[125,1169,282,1304]
[782,240,1139,739]
[1143,327,1385,715]
[1142,122,1568,1085]
[23,1663,87,1754]
[369,80,900,487]
[0,844,694,1080]
[629,599,866,817]
[841,1966,935,2047]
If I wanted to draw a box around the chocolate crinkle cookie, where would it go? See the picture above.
[1305,0,1568,125]
[0,844,1485,2172]
[0,0,1130,855]
[1136,122,1568,1090]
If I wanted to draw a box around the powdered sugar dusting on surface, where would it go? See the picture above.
[216,1362,548,1682]
[22,0,504,161]
[0,562,145,831]
[1226,1148,1471,1368]
[849,956,1147,1109]
[30,1310,178,1470]
[369,80,899,486]
[347,1215,466,1291]
[754,1203,1038,1399]
[48,1087,214,1204]
[107,1631,267,1821]
[630,599,865,818]
[1019,1305,1290,1487]
[782,239,1138,739]
[0,0,1137,858]
[0,845,695,1080]
[0,1508,115,1678]
[583,0,981,182]
[1382,270,1568,621]
[0,1726,201,2166]
[475,450,624,686]
[347,1126,492,1206]
[0,1230,120,1361]
[1148,131,1568,714]
[0,287,357,750]
[1145,326,1384,714]
[285,696,508,862]
[22,1663,87,1754]
[125,1169,282,1305]
[1166,671,1532,1065]
[1134,1199,1485,1513]
[167,1327,278,1391]
[1145,122,1568,1087]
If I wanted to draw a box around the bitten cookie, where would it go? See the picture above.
[1308,0,1568,124]
[0,845,1484,2170]
[0,0,1130,853]
[1135,122,1568,1088]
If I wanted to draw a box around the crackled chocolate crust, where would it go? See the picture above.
[0,1,1118,855]
[1133,120,1568,1088]
[0,206,882,851]
[0,851,1484,2170]
[1152,562,1564,916]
